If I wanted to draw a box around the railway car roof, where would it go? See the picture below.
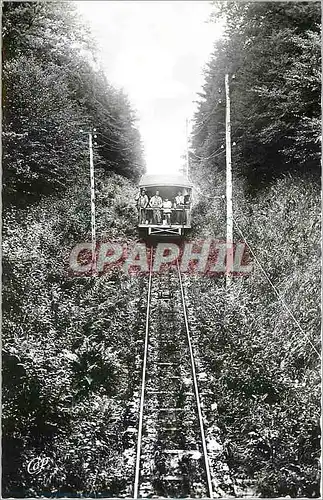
[139,174,192,188]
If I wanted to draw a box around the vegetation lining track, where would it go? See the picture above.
[133,254,213,498]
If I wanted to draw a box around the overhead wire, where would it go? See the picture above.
[89,91,130,132]
[191,112,215,136]
[232,214,321,358]
[90,74,320,359]
[190,146,225,161]
[189,180,320,358]
[188,78,319,359]
[190,98,224,136]
[94,131,134,153]
[189,179,224,200]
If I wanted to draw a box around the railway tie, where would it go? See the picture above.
[133,254,214,498]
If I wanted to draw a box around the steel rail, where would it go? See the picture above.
[133,257,213,498]
[133,249,153,499]
[176,261,214,498]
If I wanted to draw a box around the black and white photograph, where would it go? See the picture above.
[2,0,321,498]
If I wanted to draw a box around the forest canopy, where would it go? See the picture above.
[190,1,321,191]
[2,1,145,205]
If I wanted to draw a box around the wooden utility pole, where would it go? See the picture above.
[89,130,96,274]
[185,118,190,178]
[225,74,233,287]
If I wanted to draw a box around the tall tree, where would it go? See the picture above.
[191,1,321,191]
[2,2,145,205]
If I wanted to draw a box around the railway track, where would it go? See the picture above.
[133,252,214,498]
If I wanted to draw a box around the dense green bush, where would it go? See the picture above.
[186,175,320,496]
[2,174,145,496]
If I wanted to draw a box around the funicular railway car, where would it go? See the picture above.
[137,174,193,237]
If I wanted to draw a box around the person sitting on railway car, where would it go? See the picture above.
[184,192,191,205]
[174,190,185,224]
[149,190,163,224]
[135,188,149,223]
[162,198,172,225]
[183,192,191,225]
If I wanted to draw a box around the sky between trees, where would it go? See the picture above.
[76,0,224,174]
